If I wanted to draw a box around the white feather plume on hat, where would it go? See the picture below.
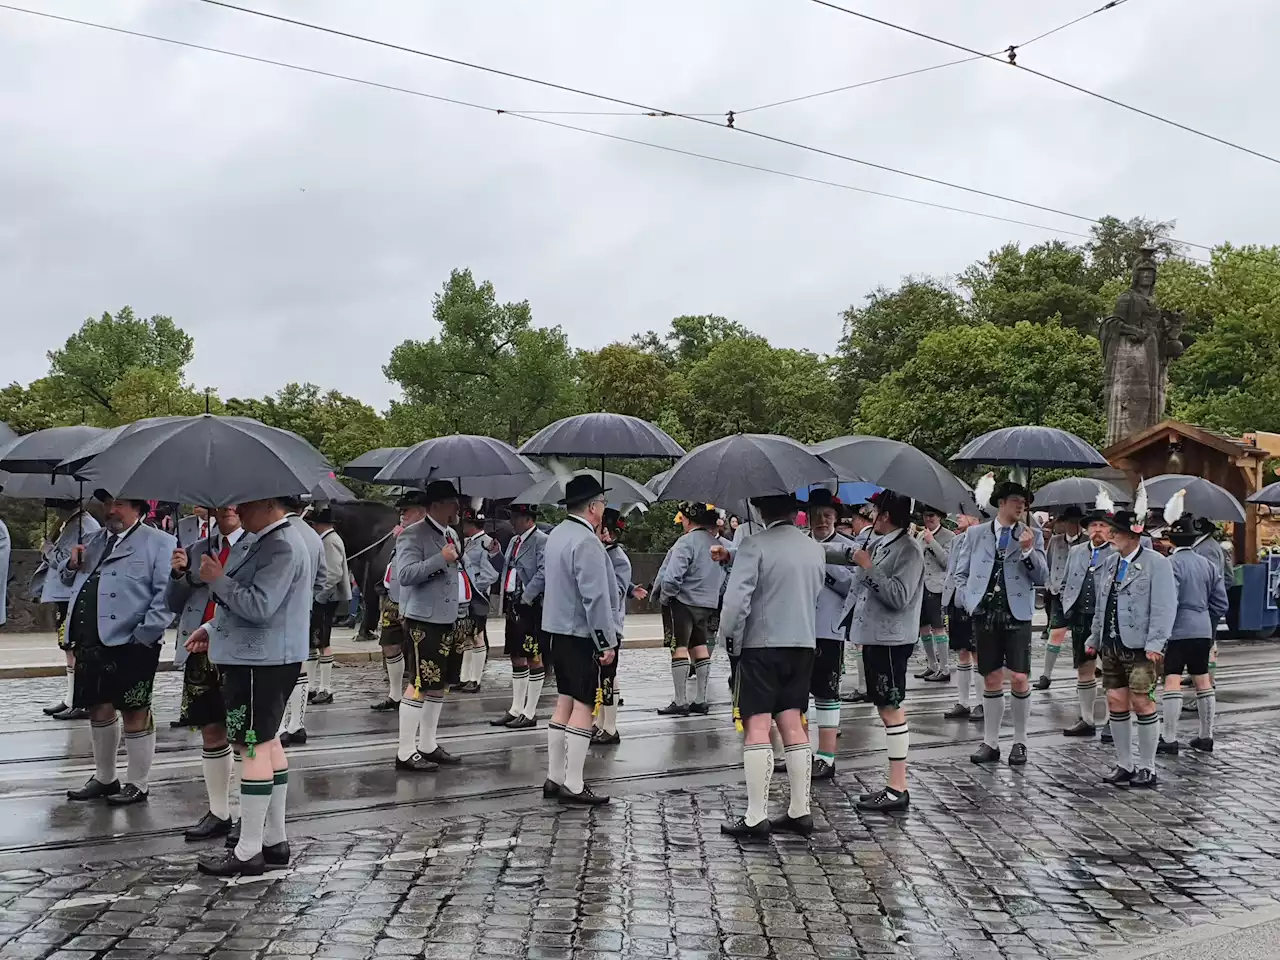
[1094,488,1115,514]
[974,472,996,508]
[1163,488,1186,526]
[1134,480,1149,522]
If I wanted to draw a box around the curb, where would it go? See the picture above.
[1096,902,1280,960]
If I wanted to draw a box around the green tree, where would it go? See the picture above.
[959,241,1104,335]
[633,315,762,369]
[856,320,1104,462]
[1085,215,1182,288]
[579,344,673,421]
[226,383,388,469]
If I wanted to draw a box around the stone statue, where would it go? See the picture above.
[1100,246,1184,446]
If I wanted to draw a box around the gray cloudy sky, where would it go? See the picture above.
[3,0,1278,410]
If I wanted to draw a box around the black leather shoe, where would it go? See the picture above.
[262,842,290,867]
[840,692,867,703]
[105,783,148,807]
[1189,736,1214,753]
[169,719,186,728]
[542,779,561,799]
[857,787,909,812]
[507,715,537,729]
[311,691,334,706]
[280,729,307,747]
[1063,719,1096,737]
[1007,743,1028,767]
[370,697,399,712]
[559,785,609,806]
[914,666,934,679]
[67,777,120,801]
[185,811,232,842]
[770,813,814,836]
[198,851,265,877]
[812,758,836,780]
[720,816,770,839]
[944,703,971,719]
[1157,737,1180,756]
[1033,676,1052,691]
[422,746,461,766]
[1102,765,1134,786]
[968,704,984,721]
[54,707,89,721]
[395,752,438,772]
[657,702,690,716]
[687,701,710,715]
[1100,725,1114,744]
[225,820,241,848]
[924,671,950,683]
[970,744,1001,765]
[1130,768,1158,789]
[490,712,518,727]
[592,730,621,745]
[43,701,68,716]
[307,690,318,704]
[462,682,481,693]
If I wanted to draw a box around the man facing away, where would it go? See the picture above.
[490,503,548,728]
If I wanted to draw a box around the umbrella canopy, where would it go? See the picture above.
[342,446,406,483]
[310,473,359,504]
[0,471,88,501]
[510,469,656,507]
[952,425,1108,469]
[646,467,670,495]
[1248,482,1280,507]
[56,417,186,478]
[0,422,16,449]
[1140,474,1246,523]
[659,434,833,506]
[375,435,532,485]
[812,436,979,516]
[67,414,330,507]
[0,425,107,474]
[519,413,685,459]
[1033,477,1132,510]
[796,481,881,504]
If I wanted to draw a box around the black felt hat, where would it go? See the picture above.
[559,474,610,506]
[1057,505,1084,522]
[509,503,539,518]
[395,489,432,510]
[807,489,840,510]
[1167,514,1198,546]
[1103,509,1145,535]
[992,481,1032,506]
[422,480,460,503]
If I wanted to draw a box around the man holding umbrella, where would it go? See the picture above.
[540,475,618,805]
[62,493,175,806]
[489,502,548,728]
[806,489,854,779]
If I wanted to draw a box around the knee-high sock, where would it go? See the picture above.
[956,663,973,707]
[936,639,950,673]
[509,669,529,716]
[460,649,479,684]
[769,724,785,761]
[123,727,155,792]
[231,752,242,813]
[305,652,319,692]
[1041,641,1062,679]
[318,655,334,693]
[91,717,120,784]
[982,690,1005,749]
[1162,690,1183,740]
[922,637,938,670]
[814,700,840,763]
[693,657,712,704]
[234,778,273,861]
[885,721,909,762]
[1110,710,1134,771]
[670,657,690,706]
[1078,680,1097,725]
[1011,689,1030,745]
[284,669,308,734]
[417,693,444,754]
[784,743,812,818]
[263,769,288,848]
[396,698,422,761]
[523,668,545,719]
[386,652,404,702]
[600,704,618,735]
[546,722,567,786]
[563,725,592,794]
[202,745,233,820]
[64,667,75,708]
[1136,712,1159,770]
[743,743,773,826]
[1198,689,1216,739]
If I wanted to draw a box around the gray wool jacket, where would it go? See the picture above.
[915,524,955,595]
[397,517,465,626]
[827,528,925,647]
[287,514,327,602]
[813,531,855,641]
[657,527,727,609]
[1169,547,1229,641]
[540,515,619,651]
[207,520,310,666]
[719,521,825,654]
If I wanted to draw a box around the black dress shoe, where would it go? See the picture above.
[770,813,814,836]
[490,712,518,727]
[1063,719,1097,737]
[311,691,334,706]
[968,704,984,721]
[944,703,971,719]
[970,744,1001,765]
[559,785,609,806]
[1032,676,1052,691]
[449,683,466,692]
[657,702,690,716]
[1189,736,1214,753]
[1157,737,1180,755]
[307,690,318,704]
[687,701,710,715]
[1007,743,1028,767]
[421,746,461,766]
[198,851,265,877]
[812,758,835,780]
[924,671,950,683]
[42,701,68,716]
[262,841,290,867]
[67,777,120,801]
[185,812,232,842]
[857,787,909,812]
[370,697,399,711]
[542,779,561,799]
[592,730,621,745]
[54,707,89,721]
[506,715,537,729]
[720,816,770,839]
[773,757,787,774]
[395,752,438,772]
[462,682,481,693]
[1102,765,1134,786]
[914,666,934,679]
[281,729,307,746]
[1130,768,1158,789]
[106,783,148,807]
[840,692,867,703]
[225,820,241,848]
[1100,725,1113,744]
[169,719,186,728]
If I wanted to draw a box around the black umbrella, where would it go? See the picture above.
[1141,474,1245,523]
[342,446,406,483]
[0,471,89,501]
[66,414,330,507]
[0,425,107,474]
[952,426,1108,470]
[511,469,655,507]
[310,473,359,504]
[56,417,186,478]
[1033,476,1131,510]
[374,435,532,484]
[519,413,685,459]
[1248,482,1280,507]
[659,434,833,506]
[811,435,979,516]
[0,422,16,449]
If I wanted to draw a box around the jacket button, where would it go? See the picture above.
[110,593,116,598]
[110,615,117,620]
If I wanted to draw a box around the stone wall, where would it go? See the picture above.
[0,550,56,632]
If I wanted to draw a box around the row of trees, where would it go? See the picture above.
[3,215,1278,550]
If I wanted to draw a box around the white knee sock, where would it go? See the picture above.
[417,693,443,754]
[64,667,75,707]
[1198,689,1216,740]
[202,745,234,820]
[956,663,972,707]
[306,653,319,692]
[123,728,155,792]
[885,721,909,761]
[1162,689,1183,740]
[784,743,812,818]
[546,722,566,786]
[922,637,938,670]
[510,669,529,716]
[523,668,545,719]
[386,652,404,702]
[743,743,772,826]
[318,655,334,693]
[600,704,618,734]
[1011,690,1030,745]
[397,698,422,761]
[460,649,478,684]
[1078,680,1097,725]
[936,639,950,673]
[91,717,120,784]
[563,725,592,794]
[263,770,288,848]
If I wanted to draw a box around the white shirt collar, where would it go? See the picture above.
[214,527,246,549]
[567,514,596,532]
[257,516,291,538]
[426,514,452,538]
[1121,545,1142,563]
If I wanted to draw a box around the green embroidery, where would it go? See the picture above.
[120,679,152,710]
[225,703,247,740]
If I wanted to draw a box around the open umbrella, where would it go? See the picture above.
[797,481,881,504]
[519,413,685,459]
[0,471,90,501]
[374,435,532,485]
[511,469,655,507]
[0,425,107,474]
[1033,476,1131,510]
[812,436,979,516]
[0,422,16,450]
[65,414,330,506]
[310,473,359,504]
[342,446,406,483]
[1140,474,1245,523]
[55,417,185,478]
[659,434,833,506]
[952,426,1108,470]
[1248,482,1280,507]
[646,467,670,495]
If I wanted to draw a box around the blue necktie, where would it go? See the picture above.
[1117,558,1128,582]
[998,527,1010,551]
[1091,548,1099,568]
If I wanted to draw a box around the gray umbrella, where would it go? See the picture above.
[1140,474,1246,523]
[1248,482,1280,507]
[659,434,833,506]
[310,473,359,503]
[56,417,186,478]
[342,446,406,483]
[0,422,16,449]
[67,414,330,506]
[0,425,107,474]
[375,435,532,484]
[0,470,90,501]
[812,436,979,516]
[519,413,685,459]
[952,425,1108,469]
[511,469,656,507]
[646,467,670,495]
[1033,476,1131,510]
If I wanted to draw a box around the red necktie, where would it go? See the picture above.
[201,538,231,624]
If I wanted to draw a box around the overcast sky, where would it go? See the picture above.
[3,0,1277,410]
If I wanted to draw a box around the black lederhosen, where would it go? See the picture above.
[1164,638,1212,677]
[1048,592,1071,629]
[179,650,226,728]
[661,603,676,650]
[735,647,815,720]
[403,616,471,692]
[310,600,339,650]
[503,600,545,661]
[947,602,974,651]
[550,633,601,707]
[811,638,843,702]
[598,646,620,706]
[1066,568,1099,668]
[670,599,715,651]
[221,662,301,748]
[919,590,945,630]
[974,552,1032,677]
[72,635,162,713]
[862,644,913,709]
[379,597,406,648]
[55,601,71,651]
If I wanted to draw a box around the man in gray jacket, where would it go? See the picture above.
[942,513,982,721]
[540,476,618,806]
[1087,509,1177,789]
[33,501,100,720]
[806,490,853,779]
[840,502,877,703]
[720,494,825,840]
[1035,506,1085,691]
[657,503,726,716]
[1059,511,1116,738]
[914,505,955,683]
[307,507,350,706]
[278,497,326,746]
[595,508,644,745]
[63,494,175,808]
[490,503,548,728]
[1159,514,1228,754]
[457,509,499,694]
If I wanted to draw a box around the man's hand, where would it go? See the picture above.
[171,549,189,574]
[1018,528,1035,552]
[485,538,501,555]
[441,542,460,564]
[922,528,934,544]
[710,545,730,564]
[185,626,209,654]
[1146,650,1163,665]
[68,544,86,570]
[632,585,649,601]
[853,548,873,570]
[1085,646,1097,659]
[598,647,616,666]
[392,524,405,537]
[198,551,225,583]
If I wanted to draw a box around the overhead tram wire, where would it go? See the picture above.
[805,0,1280,168]
[182,0,1220,254]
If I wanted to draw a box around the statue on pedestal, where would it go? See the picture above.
[1100,246,1184,446]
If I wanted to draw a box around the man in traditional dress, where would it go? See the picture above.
[369,519,407,713]
[595,508,645,745]
[1059,509,1116,738]
[953,481,1048,767]
[277,497,325,746]
[168,505,249,841]
[657,503,726,717]
[307,506,350,706]
[1035,506,1086,690]
[490,503,548,728]
[457,509,498,694]
[187,495,311,876]
[63,494,174,806]
[719,493,825,838]
[914,505,954,683]
[942,513,982,721]
[540,475,618,805]
[33,500,100,720]
[840,503,878,704]
[806,490,853,780]
[1087,510,1176,788]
